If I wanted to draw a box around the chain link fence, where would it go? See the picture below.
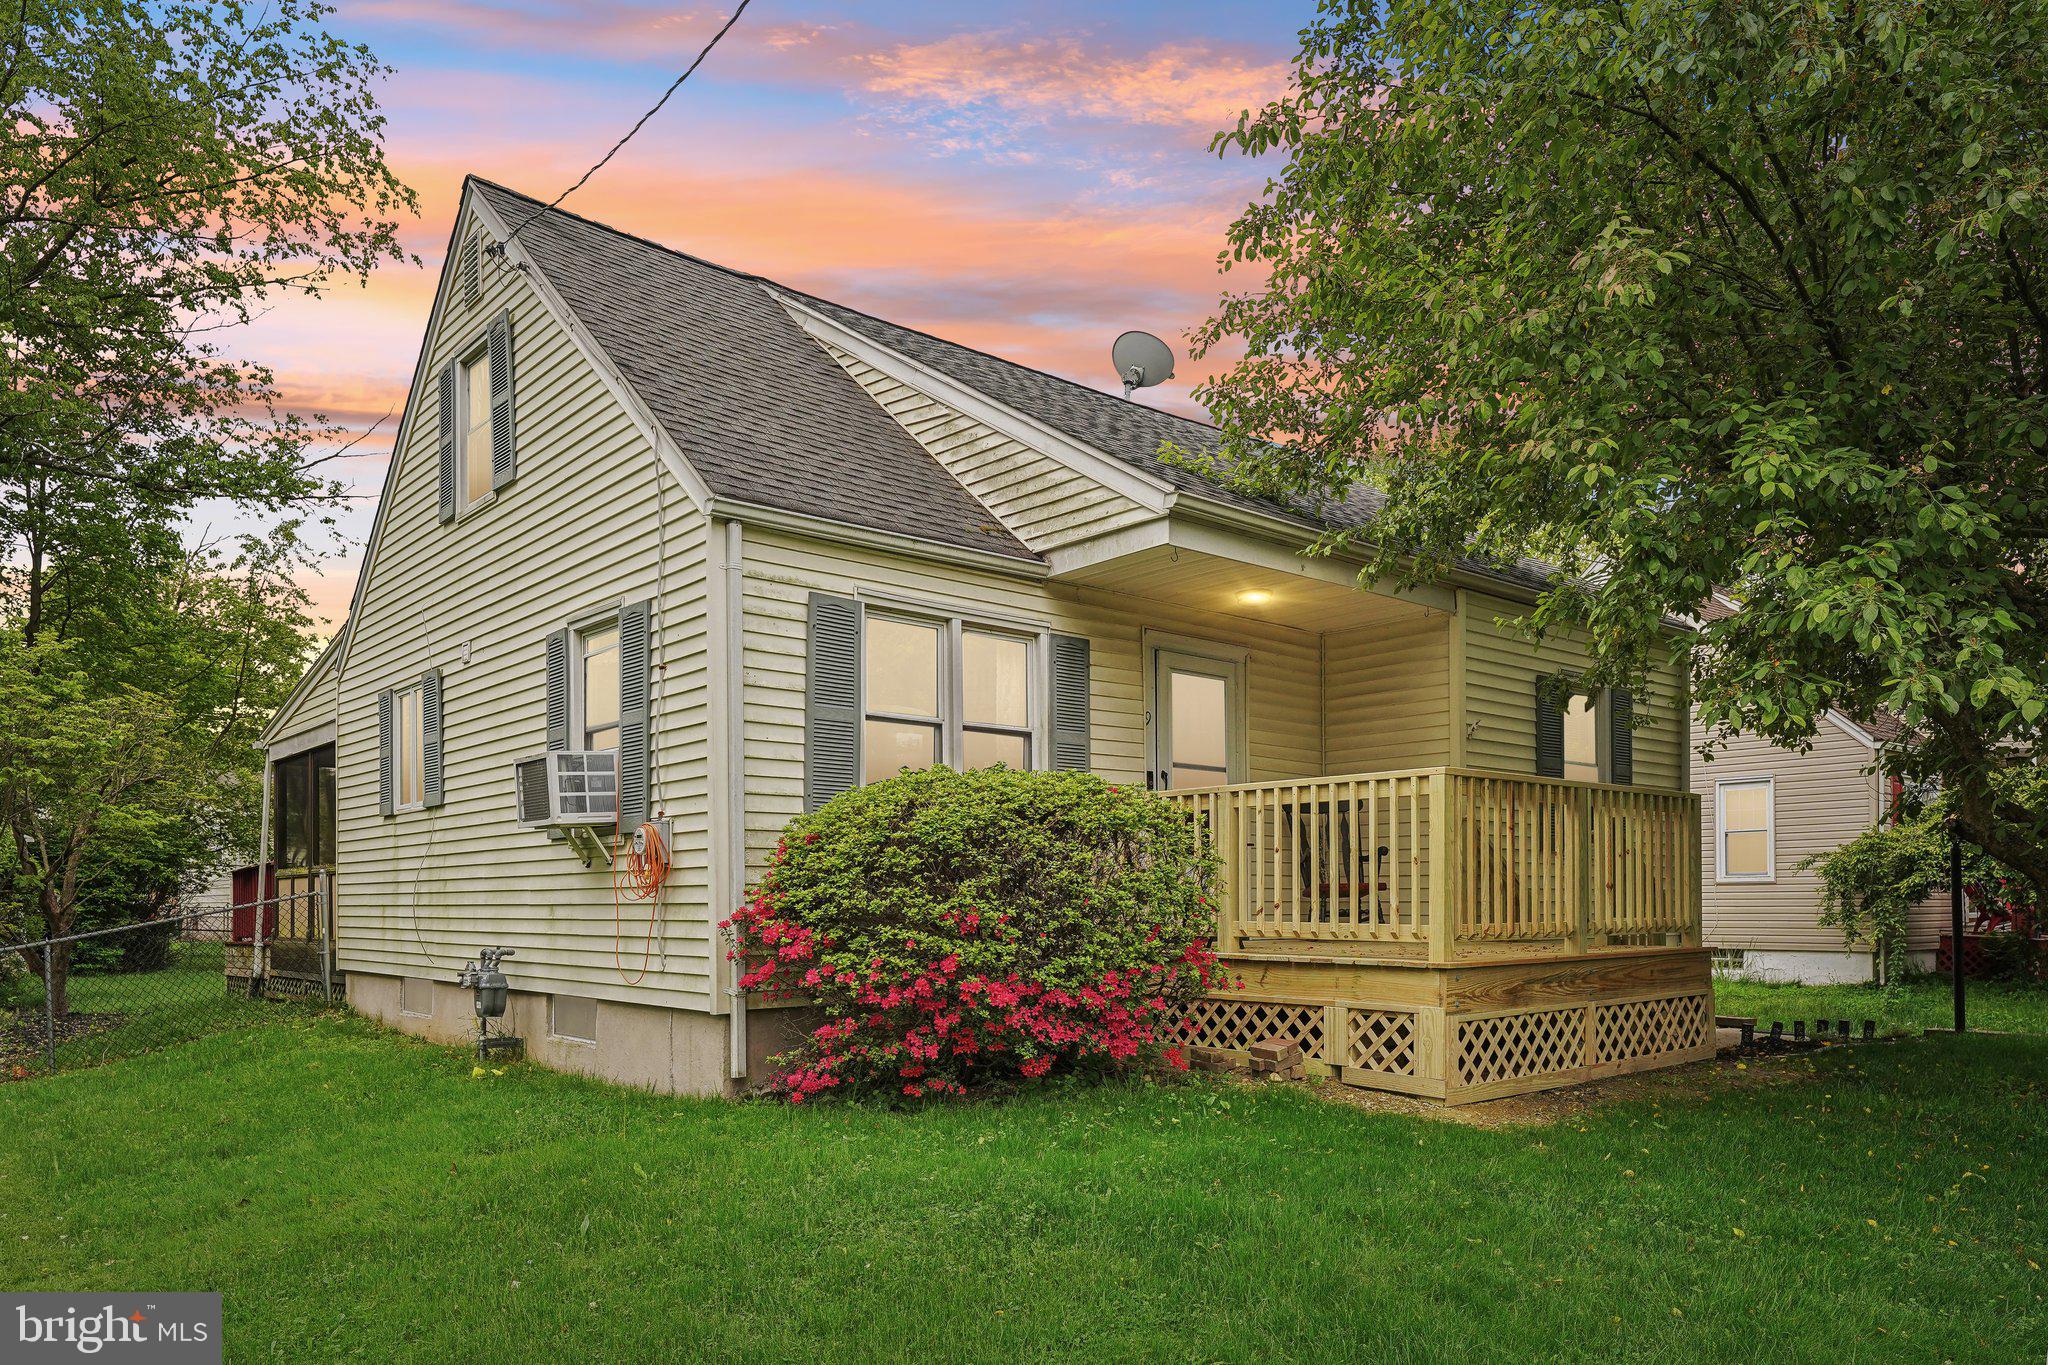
[0,886,335,1081]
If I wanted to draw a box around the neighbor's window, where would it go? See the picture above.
[580,621,621,751]
[1717,779,1774,881]
[394,683,425,810]
[460,347,493,510]
[1562,691,1601,784]
[862,612,1035,783]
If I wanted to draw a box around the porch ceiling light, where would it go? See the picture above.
[1236,589,1274,607]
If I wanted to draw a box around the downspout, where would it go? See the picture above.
[723,519,748,1079]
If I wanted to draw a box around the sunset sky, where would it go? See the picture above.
[253,1,1319,628]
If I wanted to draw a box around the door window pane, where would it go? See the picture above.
[1562,693,1600,783]
[864,718,939,783]
[963,631,1029,728]
[866,617,940,717]
[464,350,493,505]
[962,728,1028,771]
[1168,670,1228,788]
[582,622,621,750]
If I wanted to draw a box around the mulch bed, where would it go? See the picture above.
[0,1008,123,1080]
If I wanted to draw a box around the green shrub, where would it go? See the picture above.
[725,766,1226,1101]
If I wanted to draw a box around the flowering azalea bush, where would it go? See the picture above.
[723,766,1226,1102]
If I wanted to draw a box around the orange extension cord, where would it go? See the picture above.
[612,818,669,985]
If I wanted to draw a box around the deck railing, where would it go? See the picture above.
[1162,767,1700,960]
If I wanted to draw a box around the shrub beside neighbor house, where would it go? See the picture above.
[724,767,1225,1101]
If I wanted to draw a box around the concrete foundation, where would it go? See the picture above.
[346,971,811,1097]
[1715,948,1875,986]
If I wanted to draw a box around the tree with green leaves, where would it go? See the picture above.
[0,0,413,1002]
[1195,0,2048,894]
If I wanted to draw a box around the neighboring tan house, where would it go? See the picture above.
[1691,593,1944,983]
[257,176,1716,1102]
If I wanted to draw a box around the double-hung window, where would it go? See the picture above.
[393,682,425,810]
[1561,690,1601,784]
[862,612,1035,783]
[579,621,621,751]
[1717,778,1774,881]
[459,347,494,512]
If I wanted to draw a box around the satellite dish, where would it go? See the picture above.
[1111,330,1175,399]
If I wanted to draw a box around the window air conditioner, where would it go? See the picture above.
[514,750,620,827]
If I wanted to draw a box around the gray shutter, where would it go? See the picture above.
[377,689,395,816]
[617,599,653,829]
[488,311,516,491]
[436,361,458,522]
[1609,689,1634,785]
[460,236,480,304]
[545,628,571,751]
[1050,633,1091,772]
[804,592,863,812]
[421,669,445,808]
[1534,675,1565,778]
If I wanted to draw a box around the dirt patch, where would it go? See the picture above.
[1276,1043,1860,1129]
[0,1008,122,1079]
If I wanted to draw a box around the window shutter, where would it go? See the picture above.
[488,310,516,491]
[804,593,862,812]
[618,599,653,830]
[460,236,480,305]
[421,669,445,808]
[1534,675,1565,778]
[1050,633,1091,772]
[545,628,570,752]
[377,689,395,817]
[435,361,458,522]
[1609,688,1634,785]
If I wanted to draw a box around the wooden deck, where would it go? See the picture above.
[1165,769,1714,1102]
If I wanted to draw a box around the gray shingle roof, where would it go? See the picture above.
[474,177,1558,592]
[473,180,1033,561]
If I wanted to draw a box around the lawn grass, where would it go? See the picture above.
[1,942,277,1076]
[0,1015,2041,1363]
[1715,973,2048,1037]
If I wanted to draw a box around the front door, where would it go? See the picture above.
[1150,647,1243,791]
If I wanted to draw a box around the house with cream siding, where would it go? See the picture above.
[1691,594,1944,983]
[255,177,1715,1102]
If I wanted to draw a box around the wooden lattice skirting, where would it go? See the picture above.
[1182,980,1716,1104]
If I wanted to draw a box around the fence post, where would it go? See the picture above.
[320,871,335,1004]
[41,948,56,1073]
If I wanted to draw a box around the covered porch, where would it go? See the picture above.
[1046,520,1711,1102]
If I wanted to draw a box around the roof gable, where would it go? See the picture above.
[469,180,1033,563]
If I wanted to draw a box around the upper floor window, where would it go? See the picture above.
[393,682,425,810]
[580,621,621,751]
[460,347,494,511]
[862,612,1035,783]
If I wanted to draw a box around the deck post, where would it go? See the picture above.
[1213,793,1239,956]
[1569,787,1594,954]
[1426,771,1455,964]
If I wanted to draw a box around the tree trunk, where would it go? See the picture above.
[46,939,68,1018]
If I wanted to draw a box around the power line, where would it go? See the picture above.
[496,0,753,249]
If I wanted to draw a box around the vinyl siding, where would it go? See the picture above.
[332,197,715,1010]
[820,341,1155,552]
[1324,614,1452,772]
[1694,715,1945,955]
[1462,592,1687,791]
[268,648,338,744]
[738,527,1326,883]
